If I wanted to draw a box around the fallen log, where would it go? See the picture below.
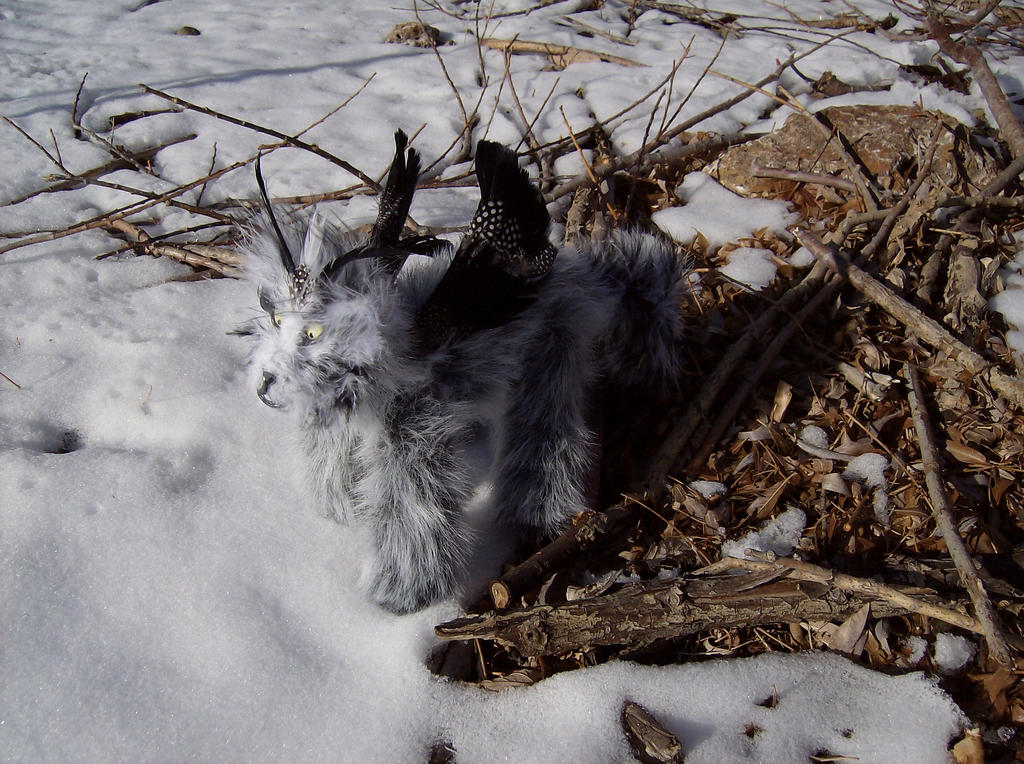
[437,568,968,658]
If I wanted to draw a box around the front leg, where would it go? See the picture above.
[358,396,472,613]
[304,423,361,524]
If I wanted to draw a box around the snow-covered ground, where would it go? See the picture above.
[3,0,1020,760]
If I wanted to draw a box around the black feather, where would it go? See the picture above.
[318,244,385,284]
[415,141,558,350]
[318,131,450,285]
[469,141,556,277]
[397,235,451,258]
[371,130,424,273]
[254,153,296,274]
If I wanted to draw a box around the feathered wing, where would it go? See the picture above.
[370,130,419,252]
[416,141,557,349]
[320,130,450,284]
[368,130,452,273]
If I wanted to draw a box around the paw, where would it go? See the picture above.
[366,563,455,614]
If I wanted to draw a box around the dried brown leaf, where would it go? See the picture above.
[771,380,793,423]
[749,475,793,519]
[477,669,543,692]
[951,728,984,764]
[945,441,990,468]
[824,603,871,655]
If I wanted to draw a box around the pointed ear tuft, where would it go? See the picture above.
[300,208,327,272]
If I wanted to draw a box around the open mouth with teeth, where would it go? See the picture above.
[256,367,366,411]
[256,371,282,408]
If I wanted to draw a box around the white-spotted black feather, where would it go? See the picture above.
[238,135,689,613]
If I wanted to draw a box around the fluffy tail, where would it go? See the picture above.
[585,230,690,394]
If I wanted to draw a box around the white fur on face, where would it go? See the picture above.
[246,288,388,413]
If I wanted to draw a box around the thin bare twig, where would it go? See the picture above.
[686,270,842,473]
[699,554,986,634]
[0,155,254,256]
[481,38,646,68]
[1,133,198,207]
[103,218,240,275]
[928,11,1024,160]
[138,84,380,190]
[904,362,1014,666]
[864,118,945,260]
[750,163,859,193]
[647,261,831,487]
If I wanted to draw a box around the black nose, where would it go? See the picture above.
[257,371,282,408]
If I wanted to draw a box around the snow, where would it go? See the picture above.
[718,246,778,291]
[651,172,799,253]
[933,634,977,675]
[843,453,893,525]
[799,425,831,450]
[445,653,965,763]
[789,245,817,268]
[901,636,931,667]
[990,231,1024,362]
[1,0,998,759]
[690,479,727,500]
[721,507,807,562]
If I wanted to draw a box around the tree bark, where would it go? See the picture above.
[437,571,955,657]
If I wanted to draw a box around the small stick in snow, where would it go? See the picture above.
[542,35,853,205]
[0,156,255,256]
[103,218,241,276]
[1,133,198,207]
[481,37,646,69]
[504,54,551,186]
[904,362,1014,666]
[138,84,381,191]
[72,74,162,178]
[928,11,1024,160]
[2,115,233,224]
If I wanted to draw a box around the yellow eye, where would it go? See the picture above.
[271,311,284,328]
[303,324,324,343]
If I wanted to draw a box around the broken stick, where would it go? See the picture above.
[904,362,1014,666]
[489,503,637,610]
[437,567,974,657]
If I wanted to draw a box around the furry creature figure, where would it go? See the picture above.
[238,131,689,613]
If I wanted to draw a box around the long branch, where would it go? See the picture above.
[928,12,1024,160]
[437,567,977,657]
[904,362,1014,666]
[138,84,380,190]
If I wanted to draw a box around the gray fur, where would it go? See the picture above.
[238,153,689,614]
